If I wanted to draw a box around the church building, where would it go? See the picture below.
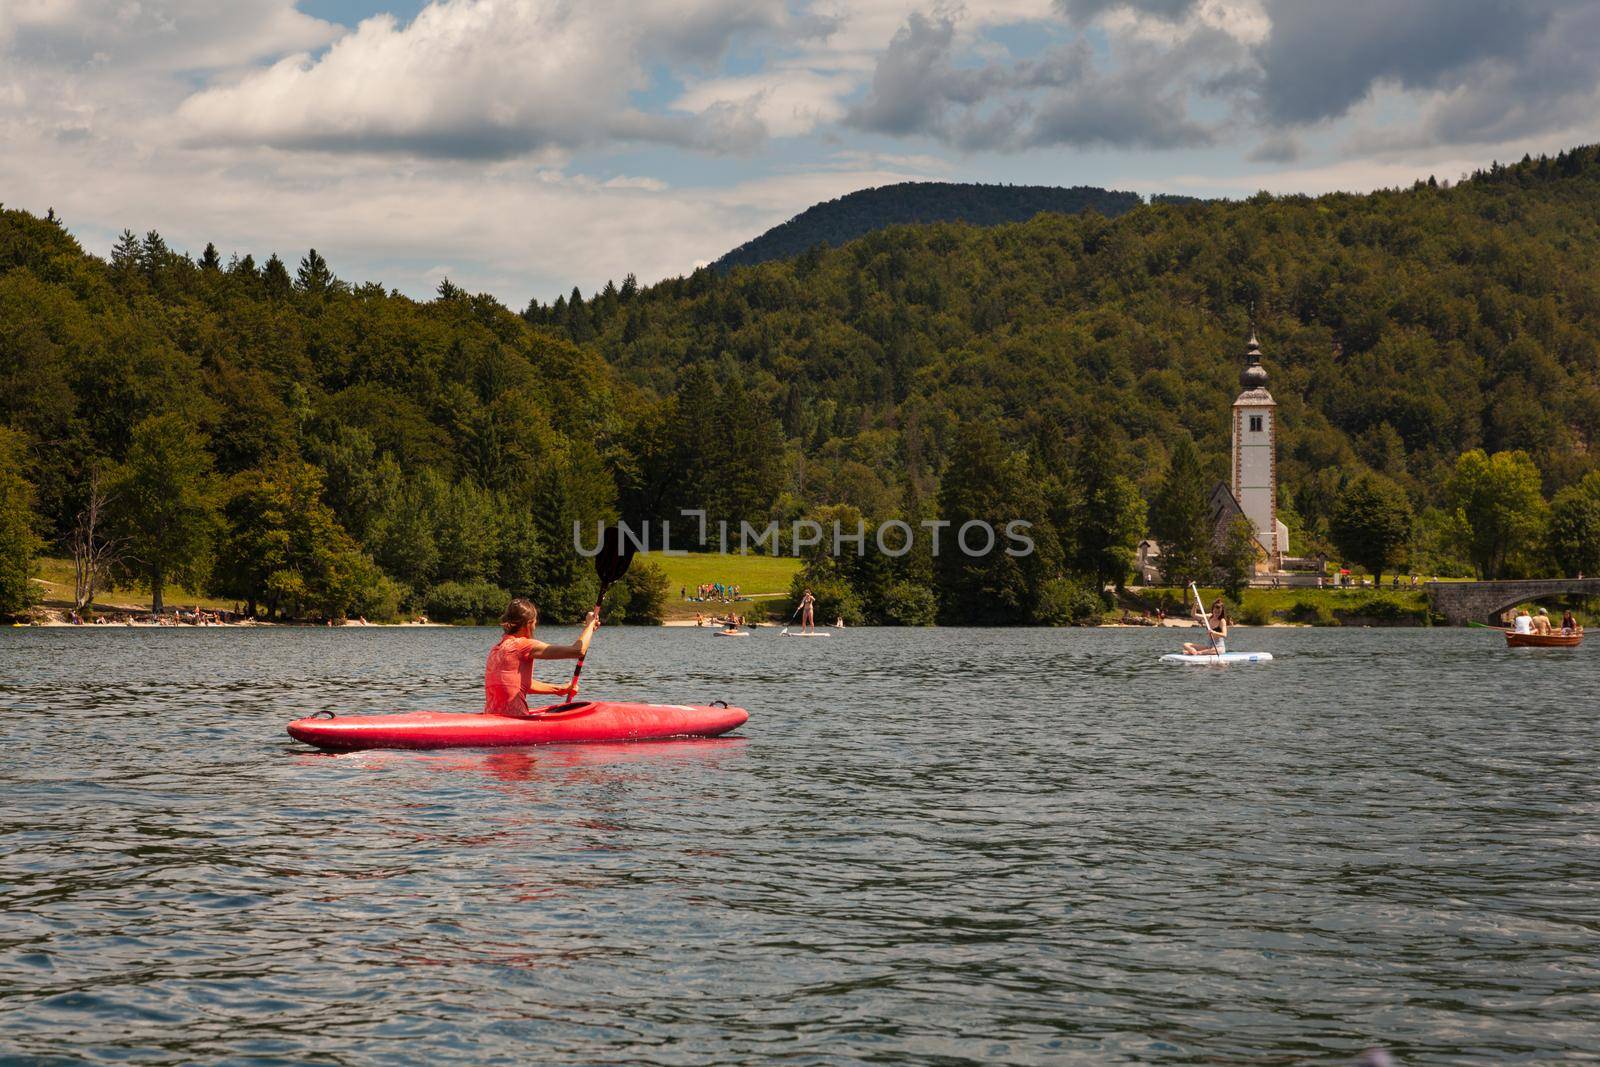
[1219,331,1288,572]
[1137,330,1307,586]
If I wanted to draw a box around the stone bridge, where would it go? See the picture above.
[1426,578,1600,626]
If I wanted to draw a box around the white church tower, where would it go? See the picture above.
[1230,332,1287,571]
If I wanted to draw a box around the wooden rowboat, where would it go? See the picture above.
[1505,631,1583,648]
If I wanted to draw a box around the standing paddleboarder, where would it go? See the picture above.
[799,588,816,634]
[485,599,600,714]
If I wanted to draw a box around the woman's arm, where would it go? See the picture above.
[526,612,600,660]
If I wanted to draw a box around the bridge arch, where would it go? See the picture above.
[1426,578,1600,626]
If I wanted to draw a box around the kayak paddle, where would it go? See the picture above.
[563,523,638,701]
[1190,581,1218,653]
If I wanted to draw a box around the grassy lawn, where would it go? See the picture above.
[638,551,802,620]
[1135,584,1433,625]
[33,557,239,614]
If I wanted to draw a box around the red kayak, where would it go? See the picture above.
[287,700,749,752]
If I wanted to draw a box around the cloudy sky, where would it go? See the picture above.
[4,0,1599,305]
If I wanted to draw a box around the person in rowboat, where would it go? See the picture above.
[1532,607,1554,635]
[1562,609,1580,634]
[485,598,599,715]
[1511,608,1534,634]
[1181,598,1229,656]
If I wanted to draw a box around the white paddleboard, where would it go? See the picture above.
[1160,651,1273,665]
[713,630,750,638]
[781,631,832,637]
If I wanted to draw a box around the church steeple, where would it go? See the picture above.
[1240,330,1269,391]
[1231,328,1282,572]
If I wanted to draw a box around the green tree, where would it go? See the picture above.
[0,427,41,617]
[110,414,220,614]
[1215,517,1258,599]
[213,462,399,620]
[1548,471,1600,577]
[935,423,1057,624]
[1328,472,1414,585]
[878,580,936,626]
[1149,433,1213,586]
[620,561,670,624]
[1067,426,1147,592]
[295,248,335,294]
[1445,449,1548,579]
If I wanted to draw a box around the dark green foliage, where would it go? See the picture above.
[8,145,1600,623]
[617,561,670,624]
[1548,471,1600,578]
[1329,471,1414,584]
[1445,449,1548,579]
[1150,434,1213,586]
[0,426,41,616]
[423,580,510,624]
[878,580,936,626]
[1065,423,1147,591]
[934,423,1059,625]
[1032,577,1103,626]
[1215,517,1258,599]
[212,461,398,620]
[714,182,1142,271]
[109,414,221,614]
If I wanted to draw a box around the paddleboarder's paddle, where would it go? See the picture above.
[563,524,638,701]
[1190,581,1218,653]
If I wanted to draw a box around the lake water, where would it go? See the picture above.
[2,625,1597,1064]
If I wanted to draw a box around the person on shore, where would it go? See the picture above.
[1181,598,1228,656]
[1511,608,1534,634]
[485,599,600,715]
[800,588,816,634]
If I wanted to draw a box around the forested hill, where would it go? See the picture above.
[7,146,1600,627]
[712,182,1143,271]
[530,145,1600,602]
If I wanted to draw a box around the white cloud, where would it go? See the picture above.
[673,69,858,139]
[1,0,340,70]
[176,0,794,158]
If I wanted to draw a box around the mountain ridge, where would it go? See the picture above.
[712,181,1145,272]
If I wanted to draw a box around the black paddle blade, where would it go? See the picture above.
[595,523,639,590]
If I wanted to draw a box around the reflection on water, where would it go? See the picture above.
[2,625,1598,1064]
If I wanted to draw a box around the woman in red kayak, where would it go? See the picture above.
[485,598,600,715]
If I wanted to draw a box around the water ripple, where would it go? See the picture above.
[2,626,1597,1064]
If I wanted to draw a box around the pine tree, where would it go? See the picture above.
[262,254,291,298]
[1150,433,1213,586]
[0,427,42,617]
[200,242,222,271]
[1067,421,1147,592]
[295,248,334,294]
[109,229,142,287]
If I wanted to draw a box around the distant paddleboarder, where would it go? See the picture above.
[800,588,816,634]
[1181,598,1229,656]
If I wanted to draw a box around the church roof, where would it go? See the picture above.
[1234,330,1275,405]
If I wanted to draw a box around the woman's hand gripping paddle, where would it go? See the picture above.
[1190,581,1218,653]
[563,525,638,701]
